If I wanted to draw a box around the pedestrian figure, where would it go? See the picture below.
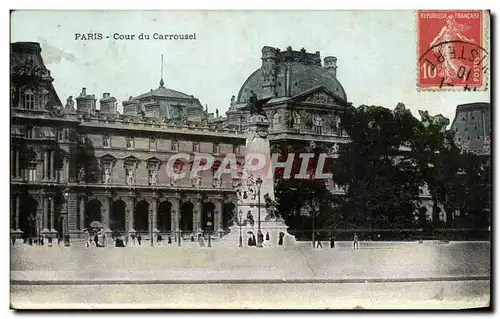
[130,233,136,246]
[251,234,257,246]
[353,233,359,249]
[191,235,195,242]
[330,236,335,248]
[257,231,264,246]
[11,236,15,246]
[316,232,323,248]
[157,234,162,243]
[278,231,285,246]
[167,236,172,244]
[198,234,205,247]
[265,232,270,241]
[247,234,253,246]
[137,233,142,246]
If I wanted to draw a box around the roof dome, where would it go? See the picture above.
[236,46,347,104]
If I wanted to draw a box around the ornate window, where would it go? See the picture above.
[56,128,64,142]
[294,113,301,129]
[147,161,160,186]
[27,167,37,181]
[125,137,134,150]
[103,134,110,148]
[193,142,200,152]
[125,164,135,185]
[213,143,220,154]
[123,156,138,186]
[99,154,116,184]
[23,90,35,110]
[25,126,34,139]
[272,112,281,129]
[101,162,112,184]
[171,139,179,151]
[149,137,157,151]
[313,114,323,134]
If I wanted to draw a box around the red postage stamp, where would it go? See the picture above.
[417,10,489,91]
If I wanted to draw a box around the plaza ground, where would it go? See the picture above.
[10,241,490,309]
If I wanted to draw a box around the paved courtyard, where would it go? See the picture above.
[10,241,490,309]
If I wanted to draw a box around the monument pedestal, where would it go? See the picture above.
[220,112,297,247]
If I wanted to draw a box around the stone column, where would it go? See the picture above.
[64,156,69,183]
[79,196,86,230]
[214,198,223,233]
[103,193,110,232]
[15,195,21,231]
[15,149,20,178]
[43,151,49,180]
[10,196,14,231]
[10,149,14,178]
[152,193,158,232]
[128,194,135,233]
[50,151,55,181]
[42,195,49,232]
[50,197,55,232]
[193,197,202,233]
[172,198,180,234]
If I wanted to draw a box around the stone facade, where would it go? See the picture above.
[10,42,244,240]
[12,43,464,240]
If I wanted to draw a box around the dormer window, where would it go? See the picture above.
[23,90,35,110]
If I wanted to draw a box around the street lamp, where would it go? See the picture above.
[63,188,70,246]
[149,209,154,247]
[238,210,243,247]
[312,198,319,248]
[256,176,263,248]
[207,211,212,248]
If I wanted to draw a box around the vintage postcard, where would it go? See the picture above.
[9,10,491,310]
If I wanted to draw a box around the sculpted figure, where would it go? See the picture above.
[78,167,86,182]
[264,193,281,220]
[65,96,75,110]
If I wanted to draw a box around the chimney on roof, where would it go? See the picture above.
[324,56,338,78]
[100,93,117,114]
[76,87,96,115]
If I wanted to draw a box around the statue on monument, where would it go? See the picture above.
[247,90,267,119]
[264,193,281,220]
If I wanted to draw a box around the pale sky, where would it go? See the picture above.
[11,10,490,122]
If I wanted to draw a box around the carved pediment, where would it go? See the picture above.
[99,154,117,163]
[293,86,341,106]
[304,92,337,105]
[123,155,140,164]
[146,156,162,164]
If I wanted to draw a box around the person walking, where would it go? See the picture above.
[130,232,136,246]
[137,233,142,246]
[330,235,335,249]
[316,232,323,248]
[353,233,359,249]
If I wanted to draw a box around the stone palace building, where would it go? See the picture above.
[11,42,483,240]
